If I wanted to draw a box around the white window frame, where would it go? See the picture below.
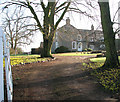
[78,42,82,51]
[56,42,59,49]
[56,32,58,40]
[100,44,105,48]
[78,42,82,49]
[72,41,76,49]
[90,37,94,42]
[77,34,82,41]
[100,37,104,40]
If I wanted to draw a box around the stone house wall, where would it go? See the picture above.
[51,18,104,53]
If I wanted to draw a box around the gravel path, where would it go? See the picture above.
[12,55,117,101]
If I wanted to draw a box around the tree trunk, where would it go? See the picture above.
[99,1,119,68]
[41,34,54,58]
[11,37,14,49]
[26,1,70,58]
[40,2,55,58]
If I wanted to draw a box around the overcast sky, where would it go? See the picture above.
[0,0,120,52]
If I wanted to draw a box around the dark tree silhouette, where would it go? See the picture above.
[98,0,119,68]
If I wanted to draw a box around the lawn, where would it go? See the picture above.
[3,55,49,67]
[54,52,99,56]
[90,56,120,63]
[87,56,120,94]
[5,52,98,67]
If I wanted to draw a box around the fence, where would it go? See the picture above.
[0,27,13,102]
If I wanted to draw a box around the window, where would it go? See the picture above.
[77,34,82,41]
[78,42,82,51]
[56,42,59,49]
[72,41,76,49]
[56,32,58,40]
[100,44,105,49]
[99,37,104,41]
[90,37,94,42]
[100,37,104,40]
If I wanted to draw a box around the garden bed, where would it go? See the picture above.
[3,55,53,67]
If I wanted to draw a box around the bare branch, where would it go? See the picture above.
[55,1,71,30]
[26,1,44,33]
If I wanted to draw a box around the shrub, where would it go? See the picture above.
[17,47,23,54]
[84,48,93,52]
[91,50,102,54]
[82,49,87,52]
[82,48,93,52]
[87,48,93,51]
[10,48,17,55]
[55,46,69,53]
[10,47,23,55]
[31,47,42,54]
[96,53,105,57]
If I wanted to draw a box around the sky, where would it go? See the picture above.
[24,0,120,52]
[0,0,120,52]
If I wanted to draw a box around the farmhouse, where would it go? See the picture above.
[51,18,104,53]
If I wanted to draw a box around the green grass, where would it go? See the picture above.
[3,55,49,67]
[92,68,120,93]
[90,56,120,63]
[90,57,106,63]
[83,56,120,94]
[82,61,120,93]
[54,52,99,56]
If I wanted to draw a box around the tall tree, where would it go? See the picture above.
[3,0,71,57]
[2,0,95,57]
[98,0,119,68]
[39,1,70,57]
[2,6,35,53]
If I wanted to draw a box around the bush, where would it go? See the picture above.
[91,50,102,54]
[55,46,69,53]
[87,48,93,51]
[82,49,87,52]
[84,48,93,52]
[10,47,23,55]
[96,53,105,57]
[17,47,23,54]
[31,47,42,54]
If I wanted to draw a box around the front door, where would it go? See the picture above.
[78,42,82,51]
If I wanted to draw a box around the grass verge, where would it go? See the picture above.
[4,55,49,67]
[82,61,120,95]
[54,52,98,56]
[90,56,120,63]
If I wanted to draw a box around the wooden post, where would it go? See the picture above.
[0,27,4,102]
[3,34,13,101]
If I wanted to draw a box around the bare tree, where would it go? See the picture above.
[2,0,70,57]
[2,0,96,57]
[2,6,37,54]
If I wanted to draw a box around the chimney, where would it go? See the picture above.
[66,17,70,25]
[91,24,94,31]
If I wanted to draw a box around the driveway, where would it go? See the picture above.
[12,55,117,101]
